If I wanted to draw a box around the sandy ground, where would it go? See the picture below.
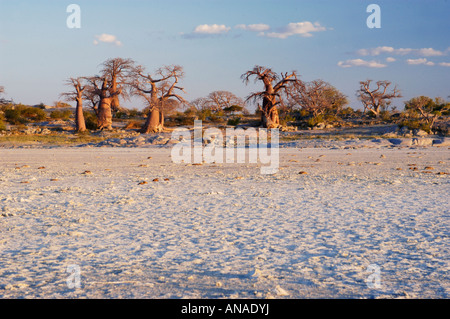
[0,144,449,298]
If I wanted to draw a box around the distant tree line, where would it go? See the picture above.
[0,60,449,134]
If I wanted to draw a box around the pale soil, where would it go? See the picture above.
[0,144,448,298]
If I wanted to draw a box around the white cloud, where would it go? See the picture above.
[266,21,327,39]
[439,62,450,67]
[406,58,435,66]
[193,24,231,34]
[181,24,231,39]
[94,34,122,46]
[337,59,387,68]
[356,46,395,56]
[356,46,444,57]
[235,24,270,32]
[386,57,396,62]
[417,48,445,56]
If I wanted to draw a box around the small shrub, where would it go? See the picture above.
[173,112,195,126]
[279,114,295,126]
[21,107,46,122]
[399,119,420,131]
[380,111,392,122]
[197,109,212,121]
[5,108,27,124]
[306,115,324,127]
[0,119,6,131]
[297,109,310,118]
[128,108,141,118]
[83,111,98,130]
[50,110,72,120]
[53,101,72,108]
[227,117,241,126]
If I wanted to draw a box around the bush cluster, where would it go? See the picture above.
[50,110,72,120]
[0,104,46,124]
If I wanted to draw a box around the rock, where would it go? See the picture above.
[280,126,297,132]
[432,138,450,147]
[274,285,290,296]
[399,126,412,136]
[314,123,326,130]
[413,129,429,137]
[411,138,434,146]
[388,138,412,146]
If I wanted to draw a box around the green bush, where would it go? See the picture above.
[83,111,98,130]
[50,110,72,120]
[227,117,241,126]
[22,107,46,122]
[173,112,195,126]
[306,114,324,127]
[197,109,212,121]
[0,119,6,131]
[279,114,295,126]
[128,108,141,118]
[4,104,46,124]
[4,108,27,124]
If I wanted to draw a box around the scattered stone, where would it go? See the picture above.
[164,178,170,181]
[138,181,148,185]
[38,166,46,169]
[50,178,59,182]
[82,170,92,175]
[298,171,308,175]
[152,178,159,182]
[424,166,434,170]
[274,285,290,297]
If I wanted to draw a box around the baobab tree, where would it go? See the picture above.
[290,79,348,117]
[357,80,401,117]
[61,77,86,132]
[241,66,299,128]
[85,75,122,130]
[132,65,186,133]
[100,57,136,113]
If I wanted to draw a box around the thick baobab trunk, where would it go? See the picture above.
[141,108,164,133]
[75,97,86,132]
[97,97,113,130]
[110,80,121,112]
[261,97,280,129]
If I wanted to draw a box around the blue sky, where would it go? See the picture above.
[0,0,449,111]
